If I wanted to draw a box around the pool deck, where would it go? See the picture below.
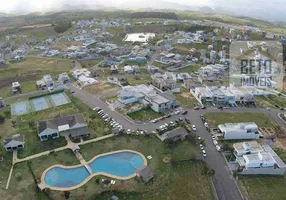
[39,149,148,191]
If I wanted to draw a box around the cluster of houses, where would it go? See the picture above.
[116,84,177,113]
[193,85,259,106]
[36,73,70,91]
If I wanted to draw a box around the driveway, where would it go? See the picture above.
[70,85,285,200]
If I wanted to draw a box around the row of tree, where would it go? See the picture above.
[129,12,178,20]
[54,22,72,33]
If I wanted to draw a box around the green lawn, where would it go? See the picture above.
[127,108,164,121]
[80,58,104,68]
[127,76,152,86]
[75,135,214,200]
[204,113,277,128]
[84,83,119,95]
[174,87,198,108]
[153,61,168,69]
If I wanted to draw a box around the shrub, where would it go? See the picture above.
[0,115,5,124]
[95,178,100,184]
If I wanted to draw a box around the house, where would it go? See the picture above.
[147,65,160,74]
[57,72,70,84]
[218,122,260,140]
[117,84,176,113]
[43,74,54,87]
[206,86,225,105]
[152,73,176,91]
[4,134,25,151]
[220,87,235,105]
[233,141,286,175]
[12,82,21,94]
[124,65,134,74]
[38,114,89,141]
[136,166,154,183]
[161,127,189,142]
[110,65,118,74]
[36,80,46,90]
[0,59,6,67]
[194,87,214,104]
[265,32,275,40]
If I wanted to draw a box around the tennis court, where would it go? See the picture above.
[49,92,71,107]
[11,101,31,116]
[11,92,71,116]
[30,97,51,111]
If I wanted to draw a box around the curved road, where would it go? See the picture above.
[70,84,285,200]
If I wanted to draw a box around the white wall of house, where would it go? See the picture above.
[224,131,260,140]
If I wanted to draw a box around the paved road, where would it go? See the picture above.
[70,85,285,200]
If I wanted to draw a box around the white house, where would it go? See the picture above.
[4,134,25,151]
[218,122,260,140]
[43,74,54,87]
[233,141,286,175]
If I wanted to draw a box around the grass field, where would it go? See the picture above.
[255,95,286,108]
[127,75,152,86]
[84,82,119,95]
[204,113,276,128]
[238,175,286,200]
[177,65,201,73]
[80,58,104,68]
[128,108,164,121]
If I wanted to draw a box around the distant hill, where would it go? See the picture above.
[129,12,178,20]
[199,6,215,14]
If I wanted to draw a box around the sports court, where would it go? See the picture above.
[11,92,71,116]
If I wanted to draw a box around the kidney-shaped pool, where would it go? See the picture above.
[43,150,146,189]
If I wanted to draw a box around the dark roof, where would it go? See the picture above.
[160,91,176,101]
[138,166,154,182]
[165,127,188,140]
[38,114,86,133]
[70,126,89,137]
[4,134,24,145]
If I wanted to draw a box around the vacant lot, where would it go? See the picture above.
[204,113,276,128]
[127,108,164,121]
[84,82,119,95]
[127,75,152,86]
[255,95,286,108]
[174,87,198,108]
[238,175,286,200]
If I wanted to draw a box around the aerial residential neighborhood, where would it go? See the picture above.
[0,2,286,200]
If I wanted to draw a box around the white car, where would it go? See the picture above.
[203,153,207,157]
[213,140,218,145]
[140,131,144,135]
[202,150,206,154]
[127,129,131,134]
[200,144,204,150]
[216,145,221,152]
[197,136,201,140]
[204,122,209,128]
[174,110,181,115]
[169,121,175,126]
[192,125,197,131]
[93,107,100,111]
[151,119,158,123]
[211,135,216,140]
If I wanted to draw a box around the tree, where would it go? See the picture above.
[64,191,70,200]
[54,22,72,33]
[28,121,36,129]
[207,169,215,177]
[4,110,11,118]
[0,115,5,124]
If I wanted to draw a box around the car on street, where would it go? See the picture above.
[266,107,271,110]
[182,110,188,115]
[216,145,221,152]
[194,106,200,110]
[201,106,206,109]
[203,153,207,157]
[200,144,204,150]
[202,150,206,154]
[127,129,131,134]
[169,121,175,126]
[93,107,100,111]
[166,114,171,118]
[204,122,209,128]
[178,117,183,122]
[174,110,181,115]
[151,119,158,123]
[192,125,197,131]
[211,135,216,140]
[213,140,218,145]
[197,136,201,140]
[185,118,191,124]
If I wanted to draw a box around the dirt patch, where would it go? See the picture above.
[181,92,193,99]
[22,24,52,29]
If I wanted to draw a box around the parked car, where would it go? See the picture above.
[213,140,218,145]
[197,136,201,140]
[211,135,216,140]
[182,110,188,115]
[202,150,206,154]
[201,106,206,109]
[192,125,197,131]
[93,107,100,111]
[185,118,191,124]
[203,153,207,157]
[127,129,131,134]
[194,106,200,110]
[166,114,171,118]
[178,118,183,122]
[216,145,221,152]
[151,119,158,123]
[169,121,175,126]
[200,144,204,150]
[204,122,209,128]
[174,110,181,115]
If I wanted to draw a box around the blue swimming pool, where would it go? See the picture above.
[44,151,145,188]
